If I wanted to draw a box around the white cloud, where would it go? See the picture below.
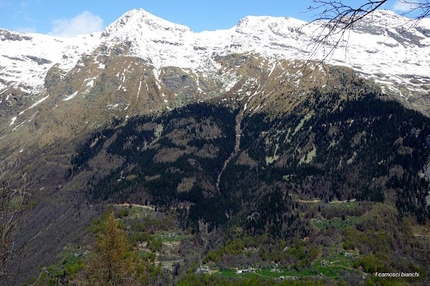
[49,11,103,37]
[393,0,419,12]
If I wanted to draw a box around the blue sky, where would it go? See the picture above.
[0,0,418,36]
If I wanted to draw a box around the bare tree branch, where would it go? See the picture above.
[305,0,430,61]
[0,180,27,278]
[309,0,430,25]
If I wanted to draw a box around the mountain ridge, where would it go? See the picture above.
[1,9,430,161]
[1,8,429,98]
[1,9,430,284]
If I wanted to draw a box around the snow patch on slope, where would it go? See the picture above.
[1,8,429,99]
[0,30,100,95]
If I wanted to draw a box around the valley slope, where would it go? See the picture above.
[0,9,430,285]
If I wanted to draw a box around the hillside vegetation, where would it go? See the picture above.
[52,87,430,285]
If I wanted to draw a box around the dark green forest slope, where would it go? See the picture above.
[63,89,430,285]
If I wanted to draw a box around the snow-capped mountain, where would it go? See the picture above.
[2,11,430,283]
[1,8,430,158]
[0,29,100,95]
[1,9,429,97]
[4,10,430,285]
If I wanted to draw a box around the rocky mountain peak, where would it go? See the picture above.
[235,15,305,35]
[1,8,430,118]
[367,9,404,20]
[351,9,430,39]
[0,29,33,42]
[101,8,192,40]
[2,8,430,284]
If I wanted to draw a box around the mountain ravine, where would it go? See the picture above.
[0,8,430,285]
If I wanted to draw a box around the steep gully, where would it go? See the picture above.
[215,108,244,192]
[216,91,258,192]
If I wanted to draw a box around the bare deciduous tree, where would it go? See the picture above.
[309,0,430,27]
[82,212,160,285]
[0,181,26,278]
[306,0,430,59]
